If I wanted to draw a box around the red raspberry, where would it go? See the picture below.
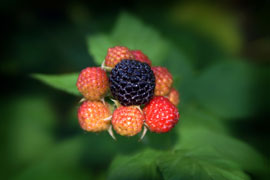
[167,88,180,106]
[143,96,179,133]
[78,100,111,132]
[76,67,109,101]
[152,67,173,96]
[131,50,152,66]
[105,46,134,68]
[112,106,144,136]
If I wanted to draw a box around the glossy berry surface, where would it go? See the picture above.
[112,106,144,136]
[76,67,109,100]
[152,67,173,96]
[143,96,179,133]
[78,100,111,132]
[131,50,152,66]
[109,60,155,106]
[105,46,134,68]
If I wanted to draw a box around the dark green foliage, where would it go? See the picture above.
[28,12,269,180]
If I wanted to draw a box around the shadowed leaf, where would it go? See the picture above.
[107,149,163,180]
[158,148,250,180]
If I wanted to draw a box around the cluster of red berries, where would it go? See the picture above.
[76,46,180,140]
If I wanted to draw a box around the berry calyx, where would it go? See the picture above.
[109,60,155,106]
[112,106,144,136]
[105,46,134,68]
[152,66,173,96]
[167,88,180,106]
[78,100,111,132]
[131,50,152,66]
[143,96,179,133]
[76,67,109,101]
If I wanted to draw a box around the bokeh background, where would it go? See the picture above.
[0,0,269,179]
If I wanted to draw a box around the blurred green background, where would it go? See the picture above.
[0,0,269,180]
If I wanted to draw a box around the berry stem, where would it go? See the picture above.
[101,60,112,72]
[139,125,148,141]
[135,105,143,114]
[110,99,121,108]
[103,116,112,121]
[101,98,106,105]
[79,98,86,104]
[107,125,116,140]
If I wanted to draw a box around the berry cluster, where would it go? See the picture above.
[76,46,180,140]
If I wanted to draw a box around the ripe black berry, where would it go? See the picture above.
[109,60,155,106]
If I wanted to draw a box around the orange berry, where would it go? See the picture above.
[78,100,111,132]
[152,66,173,96]
[112,106,144,136]
[76,67,109,100]
[167,88,180,106]
[105,46,134,68]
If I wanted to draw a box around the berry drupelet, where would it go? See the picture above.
[109,60,155,106]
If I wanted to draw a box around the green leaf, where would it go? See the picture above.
[158,148,250,180]
[161,47,193,79]
[141,130,178,150]
[32,73,80,96]
[87,34,115,65]
[175,106,267,174]
[160,47,196,104]
[111,12,170,65]
[179,106,228,134]
[87,12,170,66]
[107,149,163,180]
[7,96,56,165]
[14,136,90,180]
[177,127,266,173]
[194,60,258,118]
